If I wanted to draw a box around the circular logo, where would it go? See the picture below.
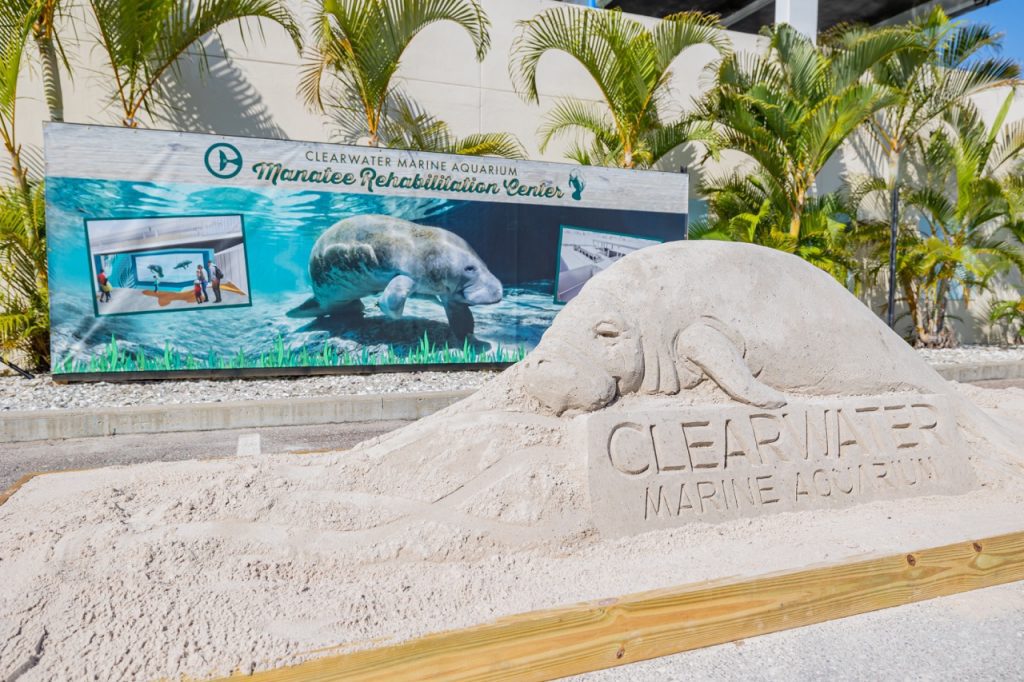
[204,142,243,179]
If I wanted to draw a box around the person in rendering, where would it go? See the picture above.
[96,268,111,302]
[209,260,223,303]
[194,278,204,304]
[152,270,161,292]
[196,264,209,302]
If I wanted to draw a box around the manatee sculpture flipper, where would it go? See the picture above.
[676,321,787,409]
[444,300,474,340]
[380,275,415,320]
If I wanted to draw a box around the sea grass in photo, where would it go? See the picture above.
[53,333,527,373]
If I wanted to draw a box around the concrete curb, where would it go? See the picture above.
[2,361,1022,444]
[0,390,473,443]
[933,361,1024,383]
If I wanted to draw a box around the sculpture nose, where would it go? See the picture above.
[521,351,617,416]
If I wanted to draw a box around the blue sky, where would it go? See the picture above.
[961,1,1023,65]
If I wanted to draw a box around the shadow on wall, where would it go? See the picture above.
[155,35,287,140]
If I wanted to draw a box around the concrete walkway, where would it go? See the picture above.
[577,580,1024,681]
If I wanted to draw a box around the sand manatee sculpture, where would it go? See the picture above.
[288,214,503,339]
[521,240,954,416]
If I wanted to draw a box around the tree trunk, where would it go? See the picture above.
[8,147,35,231]
[934,277,949,335]
[901,275,924,344]
[929,277,957,348]
[37,35,64,122]
[788,187,806,238]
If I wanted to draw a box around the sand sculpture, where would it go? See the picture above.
[340,240,1020,539]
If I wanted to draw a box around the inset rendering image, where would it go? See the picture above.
[555,226,661,303]
[86,215,251,316]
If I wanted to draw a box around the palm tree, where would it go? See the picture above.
[88,0,302,127]
[856,93,1024,346]
[330,90,525,157]
[0,0,49,369]
[692,171,858,284]
[857,6,1020,326]
[301,0,491,148]
[509,6,726,169]
[0,0,38,207]
[698,22,914,240]
[988,297,1024,343]
[0,182,47,369]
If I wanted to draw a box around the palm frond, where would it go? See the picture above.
[306,0,489,142]
[511,6,722,167]
[89,0,301,125]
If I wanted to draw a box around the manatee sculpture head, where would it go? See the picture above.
[521,301,642,415]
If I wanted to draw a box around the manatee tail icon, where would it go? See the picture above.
[569,170,585,201]
[219,150,240,173]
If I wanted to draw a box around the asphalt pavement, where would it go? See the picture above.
[0,420,408,490]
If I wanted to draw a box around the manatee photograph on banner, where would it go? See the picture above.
[44,124,688,378]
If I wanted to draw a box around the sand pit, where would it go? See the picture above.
[1,382,1023,680]
[3,243,1023,680]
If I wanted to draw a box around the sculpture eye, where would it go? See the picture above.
[465,265,477,273]
[594,322,620,339]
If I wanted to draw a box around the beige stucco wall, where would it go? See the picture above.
[7,0,1022,344]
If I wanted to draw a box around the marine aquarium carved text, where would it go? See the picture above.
[585,394,978,536]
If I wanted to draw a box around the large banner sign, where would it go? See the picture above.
[45,124,687,378]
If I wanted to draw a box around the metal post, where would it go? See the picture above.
[0,356,34,379]
[775,0,819,41]
[887,184,899,328]
[680,166,690,240]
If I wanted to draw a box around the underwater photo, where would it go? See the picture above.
[48,177,684,376]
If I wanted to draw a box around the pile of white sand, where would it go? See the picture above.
[1,381,1023,681]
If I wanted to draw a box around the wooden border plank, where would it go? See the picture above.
[0,472,45,507]
[230,531,1024,681]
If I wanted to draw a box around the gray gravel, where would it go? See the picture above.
[0,370,496,412]
[1,345,1021,412]
[916,345,1024,365]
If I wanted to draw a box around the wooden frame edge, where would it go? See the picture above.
[0,472,46,507]
[225,530,1024,681]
